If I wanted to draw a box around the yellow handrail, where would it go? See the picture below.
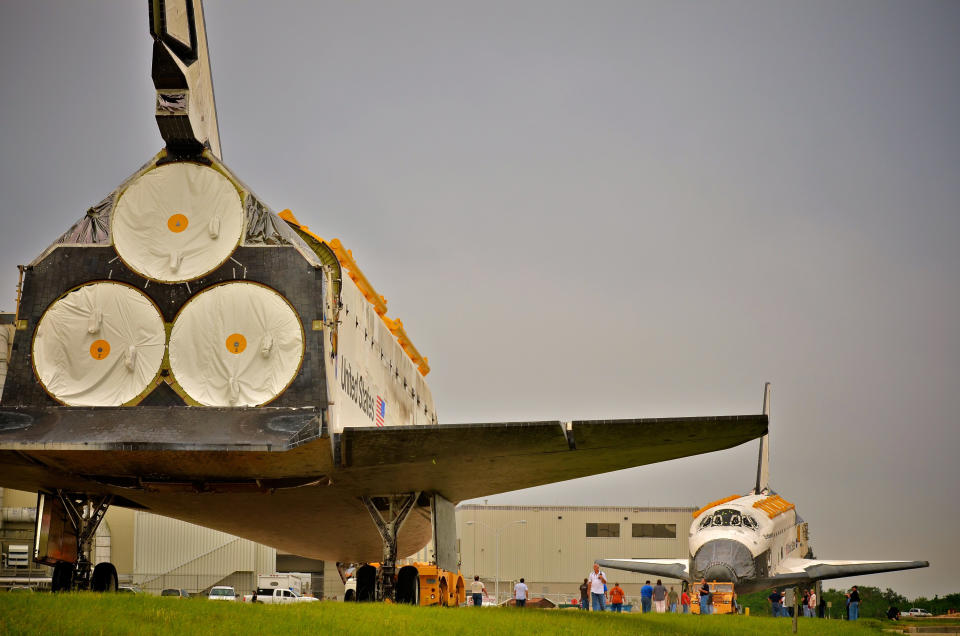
[752,495,795,519]
[382,317,430,377]
[692,494,741,518]
[278,210,430,376]
[328,239,389,317]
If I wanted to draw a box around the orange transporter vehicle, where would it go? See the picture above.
[691,581,736,615]
[346,563,465,607]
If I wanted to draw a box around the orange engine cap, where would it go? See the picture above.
[89,339,111,360]
[167,213,189,233]
[225,333,247,354]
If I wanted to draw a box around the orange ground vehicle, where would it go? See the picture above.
[691,581,735,614]
[348,562,465,607]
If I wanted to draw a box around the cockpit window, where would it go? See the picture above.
[698,508,758,531]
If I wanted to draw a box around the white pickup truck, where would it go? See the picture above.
[243,587,318,604]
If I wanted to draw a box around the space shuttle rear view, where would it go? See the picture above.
[598,384,928,594]
[0,1,767,600]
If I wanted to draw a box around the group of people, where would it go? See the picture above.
[767,584,860,620]
[572,565,626,612]
[474,565,862,621]
[469,574,531,607]
[574,565,696,614]
[768,587,817,617]
[578,564,618,611]
[640,579,683,613]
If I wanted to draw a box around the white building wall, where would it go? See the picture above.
[133,512,276,595]
[458,505,694,603]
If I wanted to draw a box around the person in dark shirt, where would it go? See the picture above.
[768,589,783,617]
[699,579,711,615]
[849,586,861,621]
[887,605,900,621]
[579,578,589,611]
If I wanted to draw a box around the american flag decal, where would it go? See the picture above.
[375,396,386,427]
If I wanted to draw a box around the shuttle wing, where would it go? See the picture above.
[337,414,767,501]
[596,558,690,580]
[772,558,929,583]
[0,409,766,502]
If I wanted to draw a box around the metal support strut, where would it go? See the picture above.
[361,493,419,602]
[58,491,113,589]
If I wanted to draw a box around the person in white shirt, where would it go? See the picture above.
[514,578,529,607]
[470,575,487,607]
[806,589,817,618]
[588,563,607,611]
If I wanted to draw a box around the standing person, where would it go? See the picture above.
[640,580,653,613]
[801,589,810,617]
[848,585,861,621]
[579,578,590,611]
[668,586,679,613]
[609,582,625,613]
[768,588,783,617]
[470,575,486,607]
[588,564,607,612]
[699,579,711,615]
[807,588,817,618]
[653,579,668,613]
[514,578,528,608]
[680,588,691,614]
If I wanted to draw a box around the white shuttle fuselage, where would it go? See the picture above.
[688,492,805,591]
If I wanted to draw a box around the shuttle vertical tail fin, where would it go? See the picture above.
[754,382,771,494]
[149,0,221,159]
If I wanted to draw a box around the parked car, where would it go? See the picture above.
[160,588,191,598]
[243,587,318,604]
[904,608,933,617]
[208,586,238,601]
[118,585,141,594]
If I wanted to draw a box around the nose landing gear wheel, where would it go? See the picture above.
[91,562,118,592]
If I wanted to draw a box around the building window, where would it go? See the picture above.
[632,523,677,538]
[586,523,620,538]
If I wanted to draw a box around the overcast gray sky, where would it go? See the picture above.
[1,1,957,598]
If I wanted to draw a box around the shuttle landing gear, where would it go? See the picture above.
[361,493,419,602]
[36,491,117,592]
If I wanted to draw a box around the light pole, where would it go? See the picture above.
[466,519,526,604]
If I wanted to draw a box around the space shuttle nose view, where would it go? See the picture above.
[598,384,928,599]
[0,1,769,602]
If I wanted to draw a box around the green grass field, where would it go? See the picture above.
[0,593,894,635]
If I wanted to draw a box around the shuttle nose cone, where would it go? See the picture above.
[703,563,737,584]
[693,539,755,584]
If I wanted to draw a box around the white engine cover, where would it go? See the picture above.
[32,282,166,406]
[112,162,244,282]
[168,282,304,406]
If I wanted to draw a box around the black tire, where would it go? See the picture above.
[51,562,74,592]
[91,562,118,592]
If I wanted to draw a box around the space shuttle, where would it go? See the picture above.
[597,383,928,593]
[0,1,767,600]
